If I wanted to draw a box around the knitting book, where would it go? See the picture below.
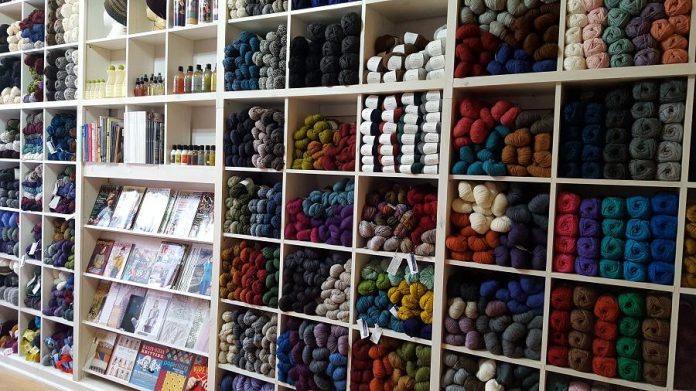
[123,111,165,164]
[154,349,194,391]
[119,291,147,333]
[148,242,189,289]
[121,246,159,284]
[130,342,167,389]
[87,184,122,226]
[184,356,208,391]
[101,284,148,328]
[102,242,134,280]
[159,296,197,348]
[87,280,112,322]
[82,116,124,163]
[85,330,117,375]
[132,188,172,233]
[135,290,172,339]
[188,192,214,241]
[158,191,179,233]
[86,239,115,275]
[175,245,213,296]
[186,300,211,351]
[106,335,142,381]
[162,191,203,237]
[109,186,146,230]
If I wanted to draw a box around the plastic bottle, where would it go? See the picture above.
[141,75,149,96]
[98,79,106,98]
[105,65,116,98]
[208,145,215,166]
[181,145,190,165]
[184,66,193,93]
[113,65,125,97]
[192,65,203,93]
[171,145,178,164]
[189,145,197,166]
[197,146,205,165]
[186,0,198,25]
[203,64,212,92]
[211,65,217,92]
[173,66,184,94]
[85,80,92,99]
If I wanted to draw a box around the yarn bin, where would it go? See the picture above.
[0,167,19,209]
[224,106,285,170]
[219,240,279,307]
[442,351,540,391]
[45,48,79,101]
[46,112,77,161]
[20,316,40,362]
[224,176,282,239]
[0,117,20,157]
[0,319,18,354]
[291,114,356,171]
[24,266,40,310]
[682,203,696,287]
[43,270,74,321]
[292,0,358,10]
[21,165,42,212]
[7,9,44,52]
[44,218,75,270]
[224,25,287,91]
[49,166,76,214]
[351,338,431,391]
[218,309,277,378]
[219,373,273,391]
[22,111,42,160]
[675,296,696,390]
[40,324,73,373]
[23,54,43,103]
[0,211,19,257]
[25,221,41,260]
[227,0,288,19]
[0,258,19,305]
[46,0,79,45]
[547,373,627,390]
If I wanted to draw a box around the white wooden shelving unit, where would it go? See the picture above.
[0,0,692,390]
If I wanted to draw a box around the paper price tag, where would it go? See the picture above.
[64,214,75,221]
[389,306,399,318]
[52,183,58,196]
[0,348,13,356]
[407,254,418,274]
[357,318,370,339]
[49,196,61,210]
[29,242,38,256]
[386,254,402,276]
[29,346,40,355]
[369,325,383,344]
[19,254,26,267]
[14,168,19,180]
[46,141,56,154]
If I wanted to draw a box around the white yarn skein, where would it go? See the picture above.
[477,359,497,382]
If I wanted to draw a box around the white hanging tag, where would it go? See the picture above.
[29,242,38,256]
[46,141,56,154]
[357,318,370,339]
[407,253,418,274]
[389,306,399,318]
[369,325,383,344]
[386,253,402,276]
[49,196,61,209]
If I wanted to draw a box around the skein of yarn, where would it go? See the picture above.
[442,351,540,391]
[351,338,431,391]
[219,240,279,307]
[224,176,282,238]
[291,114,356,171]
[218,309,277,378]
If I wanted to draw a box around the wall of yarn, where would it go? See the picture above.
[24,266,41,310]
[278,247,350,322]
[0,319,18,354]
[358,181,437,255]
[219,372,273,391]
[452,97,553,177]
[455,0,560,78]
[276,318,349,391]
[442,351,540,391]
[45,48,79,101]
[0,258,19,305]
[288,13,361,88]
[675,295,696,390]
[445,270,545,361]
[41,324,73,373]
[356,257,434,339]
[46,112,77,161]
[224,24,287,91]
[224,106,285,170]
[564,0,691,70]
[290,113,355,171]
[23,54,43,103]
[47,0,79,45]
[446,181,550,271]
[0,167,19,209]
[219,240,279,307]
[49,166,76,214]
[292,0,358,10]
[351,338,431,391]
[224,175,282,238]
[284,178,354,246]
[22,111,42,160]
[559,78,686,181]
[0,211,18,257]
[43,270,74,321]
[553,190,678,285]
[360,91,442,175]
[44,218,75,269]
[7,9,44,52]
[547,283,672,386]
[227,0,288,19]
[218,308,277,378]
[365,27,447,84]
[0,118,19,157]
[546,373,630,390]
[20,316,40,362]
[21,165,42,211]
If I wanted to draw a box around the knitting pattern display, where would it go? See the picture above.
[224,25,287,91]
[227,0,288,19]
[225,176,283,239]
[46,112,77,161]
[220,240,280,307]
[563,0,691,70]
[547,283,671,386]
[218,309,277,378]
[291,114,356,171]
[351,338,431,391]
[553,191,678,285]
[225,106,285,170]
[442,352,541,391]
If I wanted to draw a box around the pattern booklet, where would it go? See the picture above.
[85,239,114,275]
[155,349,194,391]
[148,242,189,288]
[109,186,146,230]
[132,188,172,233]
[135,290,172,339]
[176,246,213,296]
[121,246,159,284]
[159,296,196,348]
[163,191,202,237]
[87,184,122,227]
[130,342,167,389]
[106,335,142,381]
[85,330,117,375]
[102,242,134,280]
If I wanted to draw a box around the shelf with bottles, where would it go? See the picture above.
[169,0,219,32]
[127,30,166,98]
[166,25,216,96]
[169,144,215,167]
[83,41,127,100]
[165,100,215,165]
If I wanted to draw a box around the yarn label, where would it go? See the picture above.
[389,306,399,318]
[369,325,382,344]
[29,346,39,355]
[49,196,61,210]
[46,140,56,154]
[52,183,58,196]
[407,254,418,274]
[18,255,25,267]
[357,318,369,339]
[0,348,12,356]
[29,242,38,256]
[14,168,19,180]
[387,254,402,275]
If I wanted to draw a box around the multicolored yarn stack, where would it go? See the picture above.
[547,283,671,386]
[45,48,78,101]
[14,10,44,51]
[219,373,273,391]
[22,54,43,103]
[442,352,540,390]
[41,324,73,373]
[675,296,696,390]
[0,117,19,157]
[22,111,42,159]
[356,257,434,339]
[219,241,279,307]
[0,167,19,209]
[224,176,283,239]
[24,268,40,310]
[358,182,437,256]
[276,318,349,391]
[218,309,277,378]
[0,258,19,305]
[553,191,678,285]
[278,248,350,322]
[291,114,356,171]
[21,165,42,211]
[224,31,262,91]
[49,166,76,214]
[43,271,74,321]
[682,203,696,287]
[0,211,18,257]
[224,107,284,170]
[256,24,287,90]
[228,0,288,19]
[47,0,79,45]
[284,178,354,247]
[0,320,18,354]
[20,316,40,362]
[350,338,431,391]
[46,112,77,161]
[292,0,358,9]
[559,79,686,181]
[360,91,442,175]
[0,57,21,103]
[445,271,545,360]
[44,218,75,270]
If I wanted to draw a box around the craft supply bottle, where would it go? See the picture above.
[133,78,141,96]
[171,145,178,164]
[197,146,205,165]
[98,79,106,98]
[174,0,186,26]
[181,145,190,164]
[203,64,212,92]
[186,0,198,25]
[148,73,156,95]
[192,65,203,93]
[174,66,185,94]
[113,65,125,97]
[199,0,211,23]
[191,146,198,165]
[141,75,149,96]
[184,66,193,93]
[208,145,215,166]
[211,65,217,92]
[105,65,116,98]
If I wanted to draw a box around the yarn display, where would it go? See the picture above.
[227,0,288,19]
[365,27,447,83]
[683,203,696,287]
[20,316,40,362]
[452,97,553,177]
[559,78,686,181]
[218,309,277,378]
[219,373,273,391]
[0,117,19,157]
[224,31,262,91]
[224,106,285,170]
[563,0,691,69]
[278,248,350,322]
[276,318,349,391]
[224,176,282,239]
[44,218,75,269]
[351,338,431,391]
[442,351,540,391]
[359,182,437,256]
[42,271,74,321]
[24,268,40,310]
[46,48,78,101]
[0,57,21,103]
[0,259,18,305]
[284,178,354,247]
[257,24,287,90]
[0,167,19,209]
[553,191,678,285]
[219,240,279,307]
[46,112,77,161]
[0,211,18,257]
[0,319,18,354]
[360,91,442,175]
[292,0,358,9]
[546,374,627,390]
[22,111,42,160]
[22,54,43,103]
[291,114,356,171]
[41,324,73,373]
[25,221,41,260]
[455,1,560,77]
[288,12,361,88]
[47,0,79,45]
[356,257,434,339]
[675,295,696,390]
[17,10,45,50]
[21,165,42,211]
[445,271,545,360]
[446,181,549,271]
[0,23,8,53]
[49,166,76,214]
[547,283,671,386]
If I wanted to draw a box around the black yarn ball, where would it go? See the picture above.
[341,35,360,54]
[44,65,58,80]
[341,12,361,36]
[305,55,321,70]
[46,51,61,65]
[290,36,309,55]
[339,53,359,70]
[320,56,340,74]
[322,41,341,57]
[321,73,339,87]
[289,72,304,88]
[308,41,323,55]
[288,56,306,72]
[324,24,344,43]
[305,70,321,87]
[306,23,327,42]
[338,70,358,86]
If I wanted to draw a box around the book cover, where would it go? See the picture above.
[188,192,214,241]
[87,184,122,227]
[154,349,194,391]
[105,285,147,329]
[121,246,159,284]
[132,188,172,233]
[85,330,117,375]
[86,239,115,275]
[163,191,203,237]
[103,242,135,280]
[106,335,142,381]
[130,342,167,389]
[176,246,213,296]
[184,356,208,391]
[159,296,195,348]
[87,280,112,322]
[158,191,179,234]
[135,290,172,339]
[148,242,189,289]
[186,301,210,351]
[109,186,146,230]
[119,292,147,333]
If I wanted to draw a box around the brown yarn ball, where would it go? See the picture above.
[517,147,533,166]
[534,43,559,60]
[534,13,557,32]
[523,33,542,54]
[506,129,532,147]
[534,151,553,168]
[527,165,551,177]
[534,134,551,152]
[501,145,517,164]
[506,164,528,176]
[544,26,560,43]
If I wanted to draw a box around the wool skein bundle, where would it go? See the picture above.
[682,203,696,287]
[42,271,73,321]
[351,338,431,391]
[0,319,18,354]
[442,351,540,391]
[219,373,273,391]
[40,324,73,373]
[44,219,75,270]
[21,165,42,212]
[24,221,41,260]
[292,0,357,10]
[46,112,77,161]
[0,117,19,157]
[223,105,286,170]
[49,166,76,214]
[224,176,282,238]
[218,309,277,378]
[228,0,288,19]
[21,111,42,160]
[0,259,19,305]
[0,168,19,209]
[254,24,287,90]
[219,240,279,307]
[22,54,43,103]
[17,10,44,51]
[546,374,622,390]
[224,31,262,91]
[0,211,18,258]
[45,48,78,101]
[291,114,356,171]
